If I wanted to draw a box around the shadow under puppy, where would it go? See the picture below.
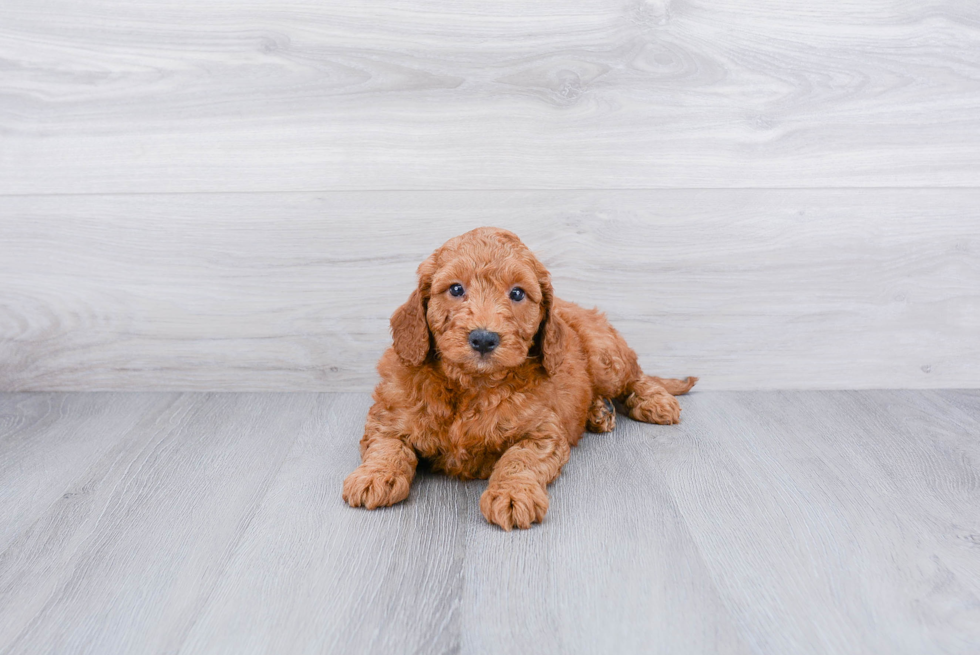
[343,227,696,530]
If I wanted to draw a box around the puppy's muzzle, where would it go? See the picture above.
[468,329,500,355]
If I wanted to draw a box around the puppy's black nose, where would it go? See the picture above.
[468,329,500,354]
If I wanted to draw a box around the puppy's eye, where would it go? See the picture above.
[449,283,465,297]
[509,287,526,302]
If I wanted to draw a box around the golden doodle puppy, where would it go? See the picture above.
[343,227,696,530]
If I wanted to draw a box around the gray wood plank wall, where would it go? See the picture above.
[2,1,979,391]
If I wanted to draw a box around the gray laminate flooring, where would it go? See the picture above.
[1,390,978,654]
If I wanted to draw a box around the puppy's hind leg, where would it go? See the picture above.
[586,397,617,433]
[621,375,697,425]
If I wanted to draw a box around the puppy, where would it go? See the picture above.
[343,227,696,530]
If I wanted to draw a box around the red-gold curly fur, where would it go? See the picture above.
[343,228,697,530]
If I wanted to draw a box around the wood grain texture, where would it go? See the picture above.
[458,412,751,655]
[0,393,310,654]
[0,390,978,654]
[1,0,980,193]
[2,190,978,391]
[178,393,468,655]
[0,393,176,553]
[661,390,980,654]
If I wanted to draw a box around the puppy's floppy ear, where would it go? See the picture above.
[390,256,435,366]
[536,272,567,376]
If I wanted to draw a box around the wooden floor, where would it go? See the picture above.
[1,390,978,654]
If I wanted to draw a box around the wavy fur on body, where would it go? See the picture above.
[343,227,697,530]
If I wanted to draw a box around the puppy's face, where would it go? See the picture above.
[426,253,543,374]
[390,227,564,377]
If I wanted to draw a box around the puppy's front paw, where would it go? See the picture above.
[480,478,549,531]
[626,390,681,425]
[343,466,411,509]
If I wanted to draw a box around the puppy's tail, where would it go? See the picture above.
[651,376,698,396]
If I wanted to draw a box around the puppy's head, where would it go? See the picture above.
[390,227,565,376]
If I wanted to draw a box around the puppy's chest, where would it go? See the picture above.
[410,393,525,478]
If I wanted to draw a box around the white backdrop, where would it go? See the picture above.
[2,0,978,390]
